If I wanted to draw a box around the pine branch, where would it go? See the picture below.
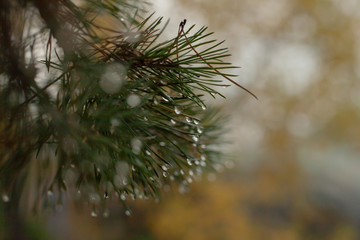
[0,0,252,217]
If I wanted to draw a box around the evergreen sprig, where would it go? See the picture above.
[0,0,253,216]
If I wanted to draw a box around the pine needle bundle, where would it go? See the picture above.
[0,0,255,216]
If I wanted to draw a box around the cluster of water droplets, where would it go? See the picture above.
[158,153,209,194]
[134,103,213,193]
[170,104,207,145]
[87,171,137,214]
[80,130,217,218]
[90,207,113,218]
[54,92,225,218]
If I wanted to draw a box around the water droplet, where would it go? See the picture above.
[131,138,142,155]
[163,172,168,178]
[187,158,192,166]
[200,161,206,167]
[144,116,148,121]
[178,184,189,194]
[201,155,206,161]
[127,94,141,107]
[207,173,216,182]
[132,165,136,171]
[145,150,152,156]
[189,170,194,176]
[124,31,142,43]
[170,175,175,181]
[104,192,109,199]
[192,135,199,142]
[201,144,206,149]
[193,119,199,125]
[160,80,167,85]
[65,168,77,184]
[2,194,10,203]
[187,177,193,183]
[120,17,125,22]
[164,185,171,192]
[111,118,120,127]
[180,169,185,175]
[89,193,101,204]
[159,142,166,147]
[185,116,191,123]
[114,175,129,188]
[194,160,200,165]
[201,105,207,110]
[103,209,110,218]
[91,210,98,217]
[174,106,182,115]
[125,209,131,216]
[170,119,176,125]
[162,97,169,102]
[100,63,126,94]
[225,160,235,169]
[153,98,159,105]
[120,193,126,200]
[162,165,168,171]
[116,161,130,175]
[47,190,53,196]
[214,164,224,172]
[196,167,202,176]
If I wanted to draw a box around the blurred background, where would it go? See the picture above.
[4,0,360,239]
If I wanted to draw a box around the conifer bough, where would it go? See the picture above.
[0,0,255,216]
